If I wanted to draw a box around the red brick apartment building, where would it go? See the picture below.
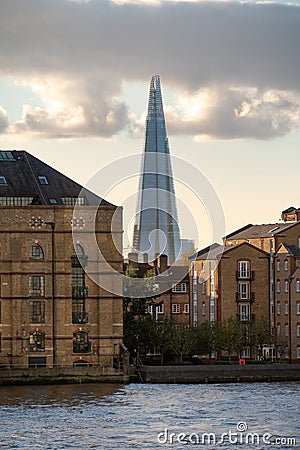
[190,207,300,362]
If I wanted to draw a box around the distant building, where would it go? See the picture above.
[0,150,123,371]
[124,254,189,326]
[133,76,181,263]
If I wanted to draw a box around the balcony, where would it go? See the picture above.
[236,292,255,302]
[236,313,255,322]
[236,270,255,281]
[72,286,88,299]
[72,311,89,324]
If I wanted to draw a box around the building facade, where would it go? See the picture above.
[0,151,123,370]
[190,210,300,362]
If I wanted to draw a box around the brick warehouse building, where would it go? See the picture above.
[0,150,123,370]
[190,212,300,362]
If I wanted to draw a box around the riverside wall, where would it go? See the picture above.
[136,364,300,384]
[0,366,128,386]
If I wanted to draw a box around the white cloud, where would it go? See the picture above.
[0,0,299,139]
[164,87,300,139]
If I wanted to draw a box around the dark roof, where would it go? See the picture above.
[0,150,113,206]
[225,223,293,240]
[279,244,300,258]
[190,242,224,261]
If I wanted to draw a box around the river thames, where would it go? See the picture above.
[0,382,299,449]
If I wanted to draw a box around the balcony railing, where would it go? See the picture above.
[236,270,255,280]
[72,311,89,324]
[72,286,88,299]
[236,292,255,302]
[236,313,255,322]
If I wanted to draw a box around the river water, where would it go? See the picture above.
[0,382,299,449]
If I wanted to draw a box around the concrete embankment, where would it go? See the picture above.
[0,366,128,386]
[136,364,300,384]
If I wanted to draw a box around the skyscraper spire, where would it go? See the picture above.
[133,75,181,263]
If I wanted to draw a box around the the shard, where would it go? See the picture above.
[133,75,181,263]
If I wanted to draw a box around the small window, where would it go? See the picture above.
[202,302,206,316]
[29,276,45,297]
[0,176,7,185]
[172,283,187,293]
[157,304,164,314]
[277,302,281,315]
[277,324,281,336]
[276,260,280,272]
[284,260,289,271]
[30,244,44,260]
[184,303,189,314]
[285,302,289,315]
[297,325,300,337]
[38,176,48,185]
[297,347,300,360]
[285,324,289,337]
[30,331,45,352]
[297,303,300,315]
[285,280,289,293]
[172,304,180,314]
[296,280,300,293]
[49,198,57,205]
[277,280,281,293]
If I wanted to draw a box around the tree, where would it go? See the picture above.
[193,321,217,363]
[170,325,194,363]
[216,317,244,361]
[249,319,272,360]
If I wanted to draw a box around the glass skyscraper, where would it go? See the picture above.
[133,75,181,263]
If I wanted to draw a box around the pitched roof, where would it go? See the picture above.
[225,223,294,240]
[276,243,300,258]
[0,150,113,206]
[190,242,224,261]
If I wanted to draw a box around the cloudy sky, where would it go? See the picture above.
[1,0,300,249]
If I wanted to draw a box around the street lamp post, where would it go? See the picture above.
[45,221,55,367]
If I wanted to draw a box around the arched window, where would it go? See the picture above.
[73,331,91,353]
[30,243,44,260]
[29,331,45,352]
[296,279,300,293]
[71,244,87,267]
[284,259,289,271]
[276,260,280,272]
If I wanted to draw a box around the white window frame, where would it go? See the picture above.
[172,304,180,314]
[285,324,289,337]
[184,303,189,314]
[276,260,280,272]
[238,303,250,321]
[156,304,164,314]
[297,303,300,315]
[172,283,187,293]
[277,280,281,293]
[285,302,289,315]
[238,261,250,278]
[277,302,281,315]
[202,302,206,316]
[277,324,281,336]
[284,259,288,271]
[296,280,300,293]
[297,347,300,360]
[297,325,300,337]
[238,281,250,300]
[285,280,289,293]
